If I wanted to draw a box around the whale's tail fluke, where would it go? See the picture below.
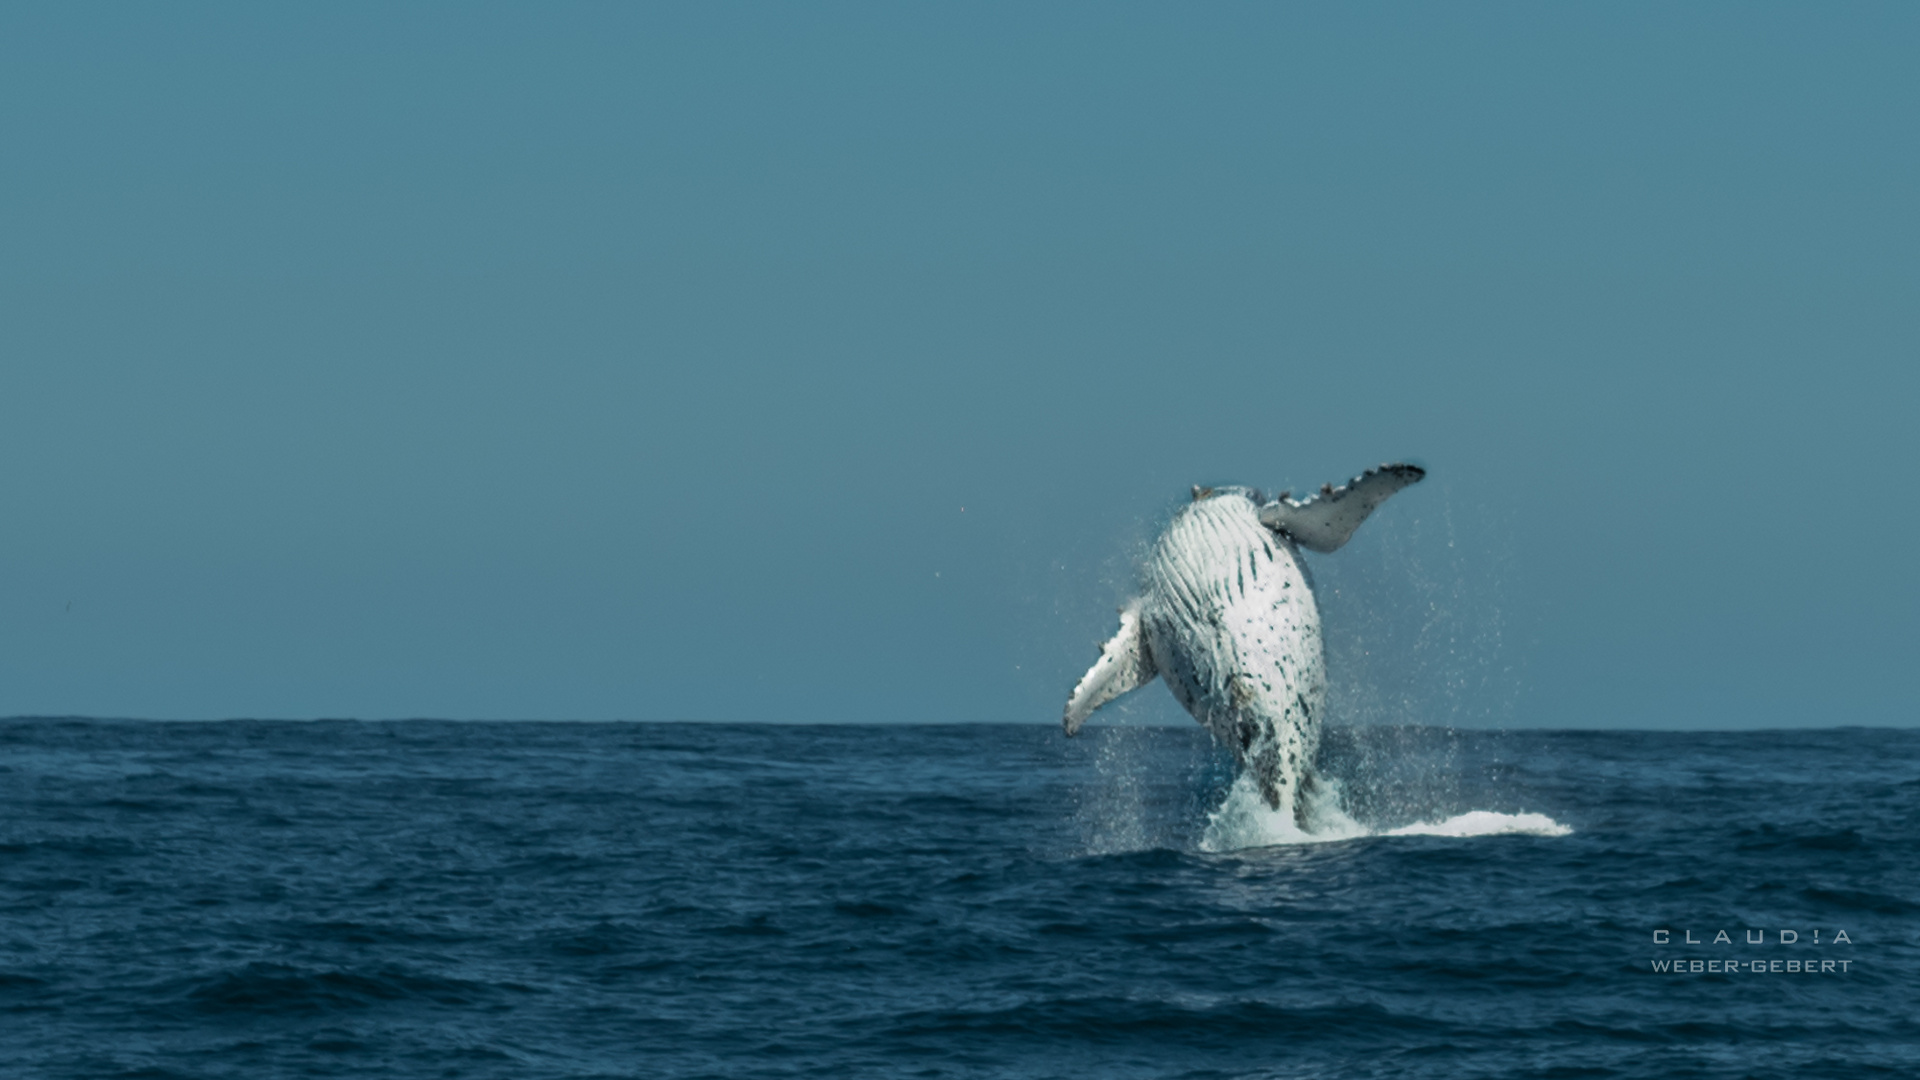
[1063,602,1157,735]
[1258,462,1425,553]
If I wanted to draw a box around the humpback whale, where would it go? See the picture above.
[1063,464,1426,825]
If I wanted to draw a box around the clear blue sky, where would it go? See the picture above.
[3,4,1914,727]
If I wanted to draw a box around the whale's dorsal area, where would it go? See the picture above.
[1258,463,1426,553]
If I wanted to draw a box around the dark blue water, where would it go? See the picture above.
[2,720,1915,1079]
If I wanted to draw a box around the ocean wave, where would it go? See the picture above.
[5,720,1912,1080]
[877,996,1452,1044]
[177,962,522,1016]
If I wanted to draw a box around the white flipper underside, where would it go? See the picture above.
[1063,602,1156,735]
[1258,463,1425,553]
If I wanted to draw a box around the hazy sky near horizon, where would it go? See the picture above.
[3,4,1915,728]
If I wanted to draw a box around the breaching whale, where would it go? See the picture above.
[1063,463,1426,826]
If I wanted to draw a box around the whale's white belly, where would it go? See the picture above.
[1140,494,1325,806]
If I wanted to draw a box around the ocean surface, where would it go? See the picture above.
[1,720,1915,1079]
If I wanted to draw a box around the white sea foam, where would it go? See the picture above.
[1383,810,1571,838]
[1199,775,1570,852]
[1199,774,1367,852]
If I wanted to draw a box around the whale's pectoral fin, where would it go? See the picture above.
[1258,463,1426,553]
[1063,602,1157,735]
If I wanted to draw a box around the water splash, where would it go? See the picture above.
[1071,726,1227,855]
[1198,774,1570,851]
[1384,810,1571,838]
[1073,725,1154,855]
[1198,773,1366,851]
[1316,483,1522,731]
[1050,723,1575,854]
[1071,725,1575,855]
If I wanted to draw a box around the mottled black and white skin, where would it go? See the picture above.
[1063,464,1425,826]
